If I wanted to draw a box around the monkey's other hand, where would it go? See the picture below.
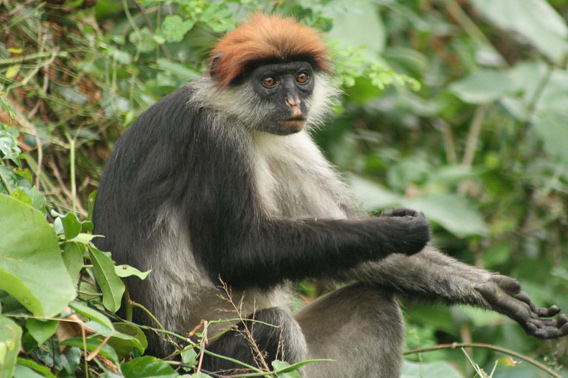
[379,208,431,256]
[476,275,568,339]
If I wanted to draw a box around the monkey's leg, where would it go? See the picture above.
[295,283,405,378]
[201,307,307,374]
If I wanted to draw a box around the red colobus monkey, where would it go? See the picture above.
[92,14,568,377]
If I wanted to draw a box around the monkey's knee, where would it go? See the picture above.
[202,307,307,374]
[297,284,405,378]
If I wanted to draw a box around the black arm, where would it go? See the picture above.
[178,108,430,288]
[351,247,568,339]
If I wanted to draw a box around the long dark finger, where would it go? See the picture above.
[477,283,531,321]
[532,322,568,339]
[512,290,532,305]
[491,275,521,294]
[537,318,563,327]
[527,316,568,339]
[536,305,561,317]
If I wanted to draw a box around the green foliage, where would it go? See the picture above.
[0,0,567,376]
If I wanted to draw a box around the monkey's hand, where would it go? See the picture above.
[476,275,568,338]
[379,208,431,256]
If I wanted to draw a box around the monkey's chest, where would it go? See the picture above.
[252,145,348,219]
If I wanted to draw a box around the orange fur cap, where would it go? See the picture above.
[210,14,331,86]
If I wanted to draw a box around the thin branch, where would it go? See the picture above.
[404,342,561,378]
[443,0,507,67]
[133,0,172,60]
[462,103,489,167]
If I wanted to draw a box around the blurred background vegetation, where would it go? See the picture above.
[1,0,568,377]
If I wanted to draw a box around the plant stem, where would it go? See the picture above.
[404,342,561,378]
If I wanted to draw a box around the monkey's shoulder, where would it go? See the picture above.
[114,85,211,150]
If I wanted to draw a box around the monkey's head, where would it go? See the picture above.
[205,13,337,135]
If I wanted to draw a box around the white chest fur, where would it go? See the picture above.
[251,130,352,219]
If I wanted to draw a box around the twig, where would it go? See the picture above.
[128,299,177,349]
[65,130,81,215]
[404,342,561,378]
[519,64,553,128]
[443,0,507,66]
[48,160,87,214]
[0,51,67,67]
[220,279,271,372]
[133,0,172,60]
[196,320,208,373]
[462,103,488,167]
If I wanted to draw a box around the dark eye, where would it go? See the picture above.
[296,72,309,84]
[263,77,276,87]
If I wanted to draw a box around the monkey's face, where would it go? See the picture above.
[248,61,315,135]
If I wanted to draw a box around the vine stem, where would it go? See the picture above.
[404,342,561,378]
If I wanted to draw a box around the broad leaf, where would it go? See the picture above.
[26,319,58,346]
[472,0,568,64]
[401,360,462,378]
[346,174,401,211]
[62,243,84,287]
[115,265,151,280]
[401,194,489,237]
[449,70,519,104]
[88,246,125,313]
[121,356,178,378]
[59,338,119,363]
[0,316,21,378]
[69,301,114,330]
[0,195,75,317]
[532,113,568,165]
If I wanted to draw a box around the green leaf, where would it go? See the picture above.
[71,233,98,243]
[157,59,201,81]
[0,316,21,378]
[59,337,119,363]
[111,322,148,355]
[129,27,156,53]
[401,360,462,378]
[327,3,385,53]
[346,174,401,211]
[5,65,19,79]
[87,190,96,222]
[20,187,46,215]
[84,321,146,359]
[15,358,57,378]
[0,194,76,317]
[62,243,84,287]
[272,360,301,378]
[0,125,21,163]
[13,364,48,378]
[88,246,125,313]
[482,244,512,269]
[61,213,82,240]
[181,346,197,366]
[121,356,178,378]
[10,188,33,207]
[401,194,489,237]
[496,355,519,366]
[25,319,58,345]
[532,113,568,165]
[160,15,195,43]
[471,0,568,64]
[449,70,519,104]
[115,264,151,279]
[69,301,114,330]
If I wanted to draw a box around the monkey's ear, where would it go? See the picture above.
[209,55,222,79]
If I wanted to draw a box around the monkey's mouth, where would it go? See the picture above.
[278,117,306,129]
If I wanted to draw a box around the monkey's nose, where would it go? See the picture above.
[285,96,301,108]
